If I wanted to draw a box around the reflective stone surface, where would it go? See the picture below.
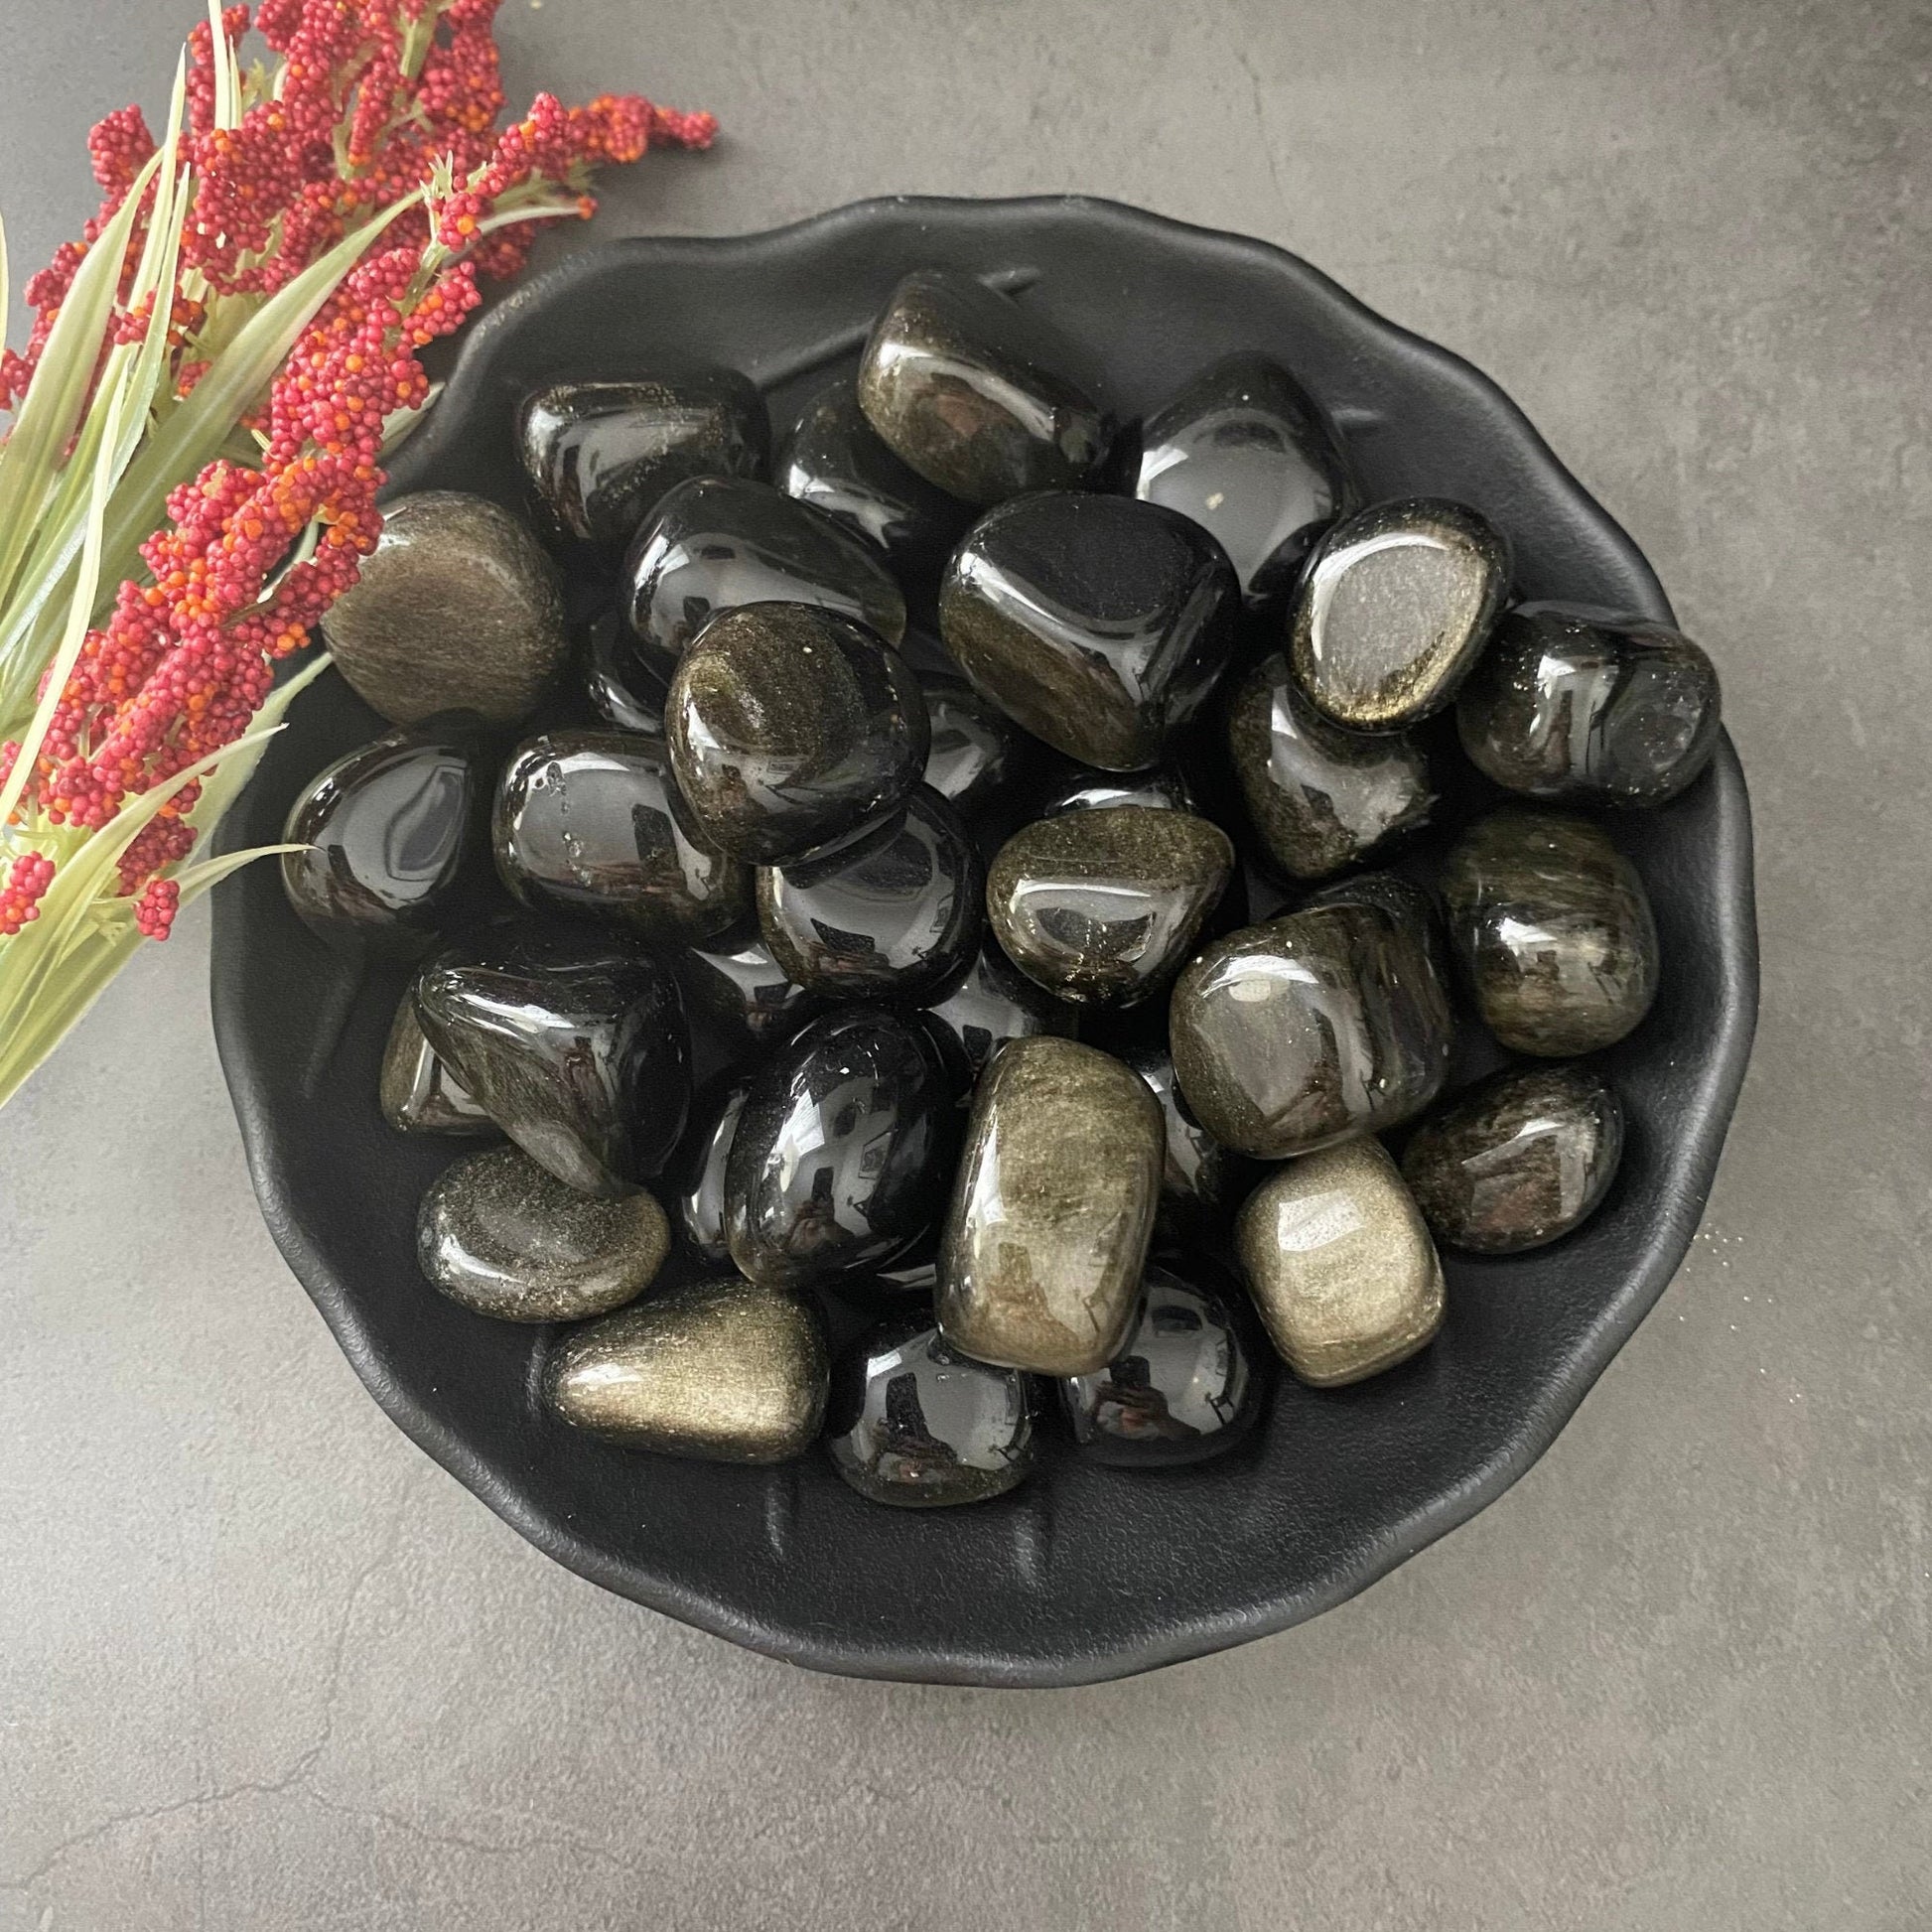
[416,1144,669,1322]
[378,987,498,1137]
[725,1007,957,1287]
[517,370,769,553]
[545,1277,828,1462]
[414,935,690,1196]
[986,804,1234,1006]
[493,729,750,943]
[281,719,485,956]
[919,669,1029,820]
[1301,868,1452,989]
[1039,763,1199,817]
[1235,1137,1446,1387]
[757,786,983,1003]
[1226,649,1434,880]
[1441,809,1659,1055]
[1168,901,1452,1159]
[320,491,569,725]
[1060,1260,1263,1465]
[676,928,818,1051]
[1403,1063,1624,1253]
[940,490,1239,769]
[670,1073,751,1265]
[936,1036,1164,1376]
[1289,497,1511,730]
[1131,351,1358,609]
[583,611,668,738]
[666,602,929,864]
[918,943,1078,1088]
[857,267,1112,505]
[826,1314,1035,1507]
[622,474,905,680]
[1118,1042,1248,1237]
[1455,602,1724,806]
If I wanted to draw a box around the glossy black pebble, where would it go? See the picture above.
[676,928,818,1051]
[725,1006,957,1287]
[670,1073,751,1265]
[940,491,1239,771]
[918,670,1030,820]
[918,942,1078,1089]
[1119,1042,1249,1237]
[757,785,984,1003]
[1131,351,1358,609]
[1402,1063,1624,1253]
[826,1314,1035,1508]
[1455,602,1723,806]
[1039,763,1199,817]
[583,612,669,738]
[379,988,498,1136]
[857,267,1112,505]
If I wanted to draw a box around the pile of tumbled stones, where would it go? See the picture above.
[280,265,1721,1507]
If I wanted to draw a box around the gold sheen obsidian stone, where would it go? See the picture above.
[936,1036,1165,1376]
[1235,1137,1446,1387]
[1289,496,1510,731]
[320,491,569,726]
[378,988,498,1137]
[1440,808,1659,1055]
[985,804,1235,1007]
[417,1144,669,1322]
[545,1276,829,1462]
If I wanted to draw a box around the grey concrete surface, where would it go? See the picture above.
[2,1,1929,1926]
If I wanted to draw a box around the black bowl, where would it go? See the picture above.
[211,197,1757,1687]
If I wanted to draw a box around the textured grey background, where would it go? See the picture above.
[3,1,1929,1926]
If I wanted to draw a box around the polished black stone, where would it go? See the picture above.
[493,729,750,944]
[756,786,983,1004]
[725,1006,957,1286]
[670,1072,751,1265]
[857,267,1112,505]
[676,927,819,1051]
[918,942,1078,1089]
[379,987,498,1136]
[583,611,668,737]
[826,1313,1035,1508]
[1131,351,1358,610]
[918,669,1029,820]
[1441,808,1660,1055]
[414,933,690,1196]
[622,474,905,680]
[517,370,769,554]
[1060,1260,1264,1466]
[1455,602,1724,806]
[666,602,930,864]
[281,719,486,956]
[1118,1043,1250,1238]
[1038,763,1199,817]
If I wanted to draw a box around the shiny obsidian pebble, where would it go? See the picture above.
[1060,1260,1264,1465]
[622,474,906,680]
[667,603,930,864]
[918,942,1078,1088]
[379,987,498,1136]
[676,928,819,1051]
[940,491,1239,770]
[725,1006,957,1287]
[1301,867,1452,989]
[1455,602,1724,806]
[857,267,1112,505]
[918,670,1029,820]
[826,1313,1035,1508]
[517,370,769,553]
[670,1072,752,1265]
[1118,1042,1249,1237]
[757,786,984,1004]
[1038,763,1200,817]
[281,719,486,956]
[1131,351,1358,609]
[583,611,669,737]
[1402,1063,1624,1253]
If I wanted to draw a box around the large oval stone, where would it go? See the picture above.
[669,1072,751,1266]
[935,1036,1164,1376]
[379,986,498,1137]
[917,942,1078,1089]
[676,928,819,1050]
[320,491,569,725]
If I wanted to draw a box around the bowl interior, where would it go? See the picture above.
[211,196,1756,1687]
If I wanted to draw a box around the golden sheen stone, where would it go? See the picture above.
[1234,1137,1445,1386]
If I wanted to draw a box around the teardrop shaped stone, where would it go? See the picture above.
[414,935,690,1196]
[1226,649,1434,880]
[936,1036,1164,1376]
[726,1007,957,1287]
[623,474,905,680]
[857,268,1112,505]
[1455,602,1723,806]
[1118,1042,1250,1237]
[919,669,1030,820]
[1235,1137,1445,1386]
[669,1072,751,1265]
[940,491,1239,770]
[826,1313,1035,1507]
[666,603,930,864]
[1131,351,1358,609]
[493,729,749,944]
[918,942,1078,1089]
[1441,808,1659,1055]
[1169,901,1451,1159]
[1060,1259,1265,1465]
[677,928,819,1050]
[756,786,983,1003]
[545,1276,828,1462]
[417,1144,669,1321]
[320,491,569,725]
[1402,1063,1624,1253]
[1289,497,1510,730]
[986,804,1234,1007]
[379,986,499,1136]
[583,611,669,738]
[517,370,769,553]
